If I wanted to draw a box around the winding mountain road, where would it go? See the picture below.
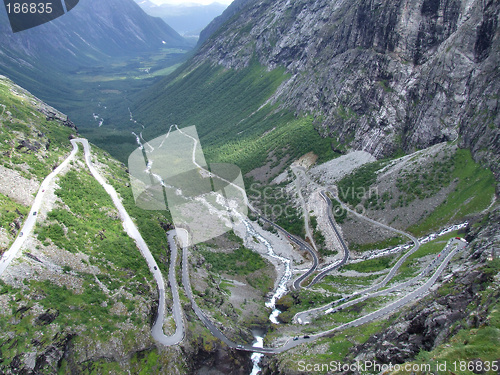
[86,138,465,353]
[321,188,422,293]
[255,214,318,290]
[0,138,184,346]
[291,167,420,285]
[170,228,306,354]
[0,135,468,356]
[293,182,421,323]
[307,191,351,285]
[296,238,460,324]
[288,167,351,286]
[313,239,466,337]
[74,139,185,346]
[291,166,319,253]
[0,142,79,277]
[166,228,465,354]
[77,142,468,353]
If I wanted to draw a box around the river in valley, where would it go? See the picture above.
[241,219,293,374]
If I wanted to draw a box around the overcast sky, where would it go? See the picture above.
[150,0,234,5]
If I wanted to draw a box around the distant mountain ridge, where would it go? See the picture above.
[134,0,227,38]
[0,0,190,96]
[198,0,255,44]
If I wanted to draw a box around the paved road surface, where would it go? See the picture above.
[291,167,420,285]
[288,168,351,286]
[313,239,466,338]
[322,188,421,293]
[307,191,351,285]
[294,185,422,323]
[296,239,460,323]
[168,230,464,354]
[74,139,184,346]
[0,142,78,277]
[170,228,305,354]
[1,138,184,345]
[0,135,468,355]
[291,166,318,253]
[255,214,318,290]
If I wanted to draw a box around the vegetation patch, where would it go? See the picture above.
[247,273,274,295]
[395,260,500,375]
[273,320,386,373]
[276,289,343,324]
[0,146,164,371]
[337,160,387,207]
[0,192,29,241]
[201,247,267,276]
[349,236,407,253]
[36,169,149,276]
[391,231,459,283]
[392,154,455,207]
[408,149,495,235]
[310,216,336,256]
[250,182,305,238]
[129,61,338,174]
[0,78,74,181]
[343,255,395,273]
[320,273,381,288]
[92,146,174,276]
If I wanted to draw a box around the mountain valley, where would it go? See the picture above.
[0,0,194,157]
[0,0,499,374]
[133,0,228,41]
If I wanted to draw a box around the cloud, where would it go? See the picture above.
[150,0,233,5]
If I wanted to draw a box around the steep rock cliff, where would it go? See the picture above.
[197,0,499,182]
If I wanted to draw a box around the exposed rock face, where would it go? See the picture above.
[189,345,252,375]
[198,0,500,182]
[198,0,256,46]
[16,139,42,153]
[344,207,500,369]
[37,106,78,132]
[3,329,75,374]
[260,209,499,375]
[350,270,490,365]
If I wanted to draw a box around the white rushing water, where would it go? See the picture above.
[242,219,293,308]
[346,222,469,263]
[250,336,264,375]
[242,219,293,374]
[419,222,468,244]
[131,132,143,150]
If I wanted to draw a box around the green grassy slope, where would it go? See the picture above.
[0,77,187,373]
[129,61,338,173]
[336,146,495,240]
[0,77,75,177]
[0,149,173,373]
[0,76,75,253]
[408,149,496,235]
